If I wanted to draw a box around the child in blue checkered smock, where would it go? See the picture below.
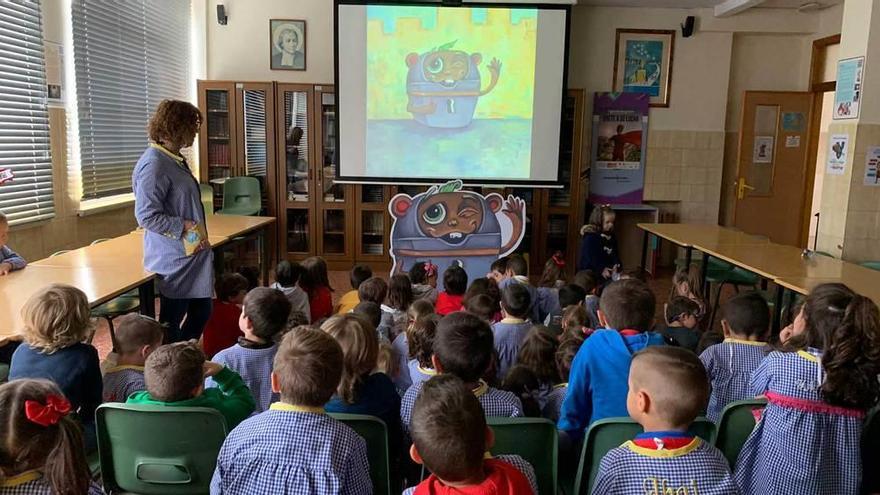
[543,332,584,423]
[734,283,880,495]
[699,292,770,422]
[401,313,522,436]
[102,314,164,402]
[516,325,560,410]
[403,375,538,495]
[593,347,737,495]
[0,380,104,495]
[207,288,291,413]
[211,328,372,495]
[493,284,534,382]
[406,314,438,390]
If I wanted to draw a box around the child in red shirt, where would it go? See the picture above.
[201,273,248,358]
[435,265,467,316]
[301,256,334,323]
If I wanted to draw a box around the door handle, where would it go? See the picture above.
[736,178,755,199]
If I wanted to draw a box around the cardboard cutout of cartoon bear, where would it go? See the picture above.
[388,180,525,290]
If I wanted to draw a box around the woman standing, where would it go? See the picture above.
[133,100,212,342]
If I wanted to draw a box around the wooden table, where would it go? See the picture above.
[776,264,880,306]
[205,215,275,283]
[638,223,769,272]
[0,265,155,338]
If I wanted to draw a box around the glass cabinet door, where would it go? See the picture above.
[239,84,275,214]
[318,91,345,203]
[280,88,312,205]
[198,83,237,210]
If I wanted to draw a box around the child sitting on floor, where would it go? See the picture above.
[592,346,737,494]
[406,315,438,388]
[127,341,255,429]
[436,264,468,316]
[391,299,434,392]
[202,273,249,359]
[404,374,538,495]
[493,284,534,381]
[486,256,508,284]
[210,328,371,494]
[358,277,391,329]
[208,287,291,413]
[9,284,101,447]
[498,254,541,323]
[465,294,498,324]
[0,211,26,276]
[0,379,103,495]
[573,270,601,329]
[300,256,334,323]
[660,296,702,352]
[385,274,413,335]
[336,264,372,314]
[463,277,502,323]
[352,301,391,343]
[544,333,585,423]
[516,325,559,409]
[409,261,438,304]
[547,283,587,334]
[558,279,665,438]
[103,314,163,402]
[401,312,523,435]
[270,260,310,323]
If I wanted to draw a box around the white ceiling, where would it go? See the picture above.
[577,0,842,8]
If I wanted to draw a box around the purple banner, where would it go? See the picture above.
[589,92,649,205]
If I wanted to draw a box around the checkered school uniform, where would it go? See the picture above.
[492,318,532,381]
[699,339,768,422]
[210,403,372,495]
[593,437,738,495]
[542,383,567,423]
[402,455,539,495]
[734,349,865,495]
[208,342,278,413]
[407,360,437,388]
[102,365,146,402]
[401,380,523,435]
[0,471,104,495]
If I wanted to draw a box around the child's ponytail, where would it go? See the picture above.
[821,294,880,409]
[45,415,90,495]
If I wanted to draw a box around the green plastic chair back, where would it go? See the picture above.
[574,417,716,495]
[217,177,261,216]
[861,261,880,272]
[96,403,227,494]
[487,417,557,495]
[200,184,215,214]
[715,398,767,468]
[329,413,391,495]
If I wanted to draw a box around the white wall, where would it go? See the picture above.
[204,0,334,83]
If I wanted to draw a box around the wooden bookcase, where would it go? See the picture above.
[198,82,586,276]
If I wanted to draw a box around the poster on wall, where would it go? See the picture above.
[864,146,880,186]
[826,134,849,175]
[753,136,774,163]
[834,56,864,120]
[589,92,649,205]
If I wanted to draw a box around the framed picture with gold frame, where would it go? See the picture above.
[613,29,675,108]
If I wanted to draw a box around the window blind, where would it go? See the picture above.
[71,0,190,200]
[0,1,53,225]
[243,89,267,177]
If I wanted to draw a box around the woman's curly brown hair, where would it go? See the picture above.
[148,99,202,145]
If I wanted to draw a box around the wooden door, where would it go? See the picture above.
[734,91,813,246]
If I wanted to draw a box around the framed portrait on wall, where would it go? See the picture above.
[270,19,307,71]
[613,29,675,107]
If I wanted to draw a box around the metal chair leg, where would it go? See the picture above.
[709,281,726,330]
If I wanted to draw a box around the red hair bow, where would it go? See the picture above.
[424,262,437,278]
[24,395,71,427]
[552,252,565,268]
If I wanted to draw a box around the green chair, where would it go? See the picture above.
[217,177,261,216]
[329,413,391,495]
[706,264,761,328]
[574,417,716,495]
[0,363,8,383]
[86,239,140,346]
[860,261,880,272]
[96,403,227,494]
[714,398,767,468]
[487,417,557,495]
[200,184,215,214]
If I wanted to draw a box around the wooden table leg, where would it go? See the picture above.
[261,227,269,286]
[640,230,649,270]
[685,246,693,270]
[700,252,710,297]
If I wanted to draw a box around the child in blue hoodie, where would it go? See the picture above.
[558,279,664,439]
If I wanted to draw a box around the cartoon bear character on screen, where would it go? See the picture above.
[388,180,525,290]
[405,41,502,129]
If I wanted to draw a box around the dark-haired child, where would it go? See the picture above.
[536,253,566,329]
[407,316,438,388]
[547,283,587,333]
[358,277,392,338]
[493,284,533,381]
[337,263,372,314]
[558,279,664,437]
[270,260,310,323]
[300,256,333,322]
[574,270,602,329]
[487,256,508,284]
[385,274,413,335]
[0,379,103,495]
[103,314,163,402]
[465,294,498,324]
[392,299,434,392]
[211,328,371,494]
[661,296,701,352]
[593,347,737,494]
[463,277,501,322]
[128,341,255,429]
[498,254,542,322]
[577,205,620,281]
[436,264,467,315]
[515,325,558,408]
[353,301,391,343]
[202,272,249,359]
[208,288,291,413]
[735,284,880,495]
[409,261,438,304]
[544,334,584,423]
[404,374,537,495]
[698,291,769,422]
[500,365,542,418]
[401,312,523,435]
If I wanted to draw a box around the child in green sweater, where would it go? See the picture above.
[127,341,255,429]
